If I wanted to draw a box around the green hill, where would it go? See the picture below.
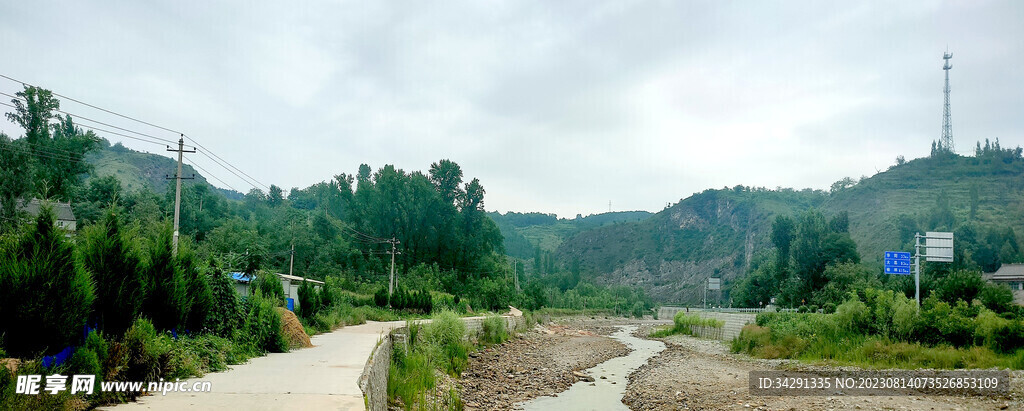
[488,210,654,260]
[85,140,243,200]
[554,146,1024,305]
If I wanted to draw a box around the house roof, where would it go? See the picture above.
[230,272,252,283]
[229,272,324,285]
[991,264,1024,281]
[277,273,325,285]
[18,198,76,222]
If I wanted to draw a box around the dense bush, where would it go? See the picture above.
[422,310,469,376]
[297,279,320,318]
[81,210,146,336]
[737,288,1024,369]
[143,227,189,331]
[651,312,724,338]
[178,243,214,333]
[0,208,95,357]
[480,315,508,345]
[239,293,288,354]
[206,265,242,337]
[252,271,285,304]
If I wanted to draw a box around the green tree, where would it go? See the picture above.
[0,206,95,356]
[81,210,146,336]
[0,133,32,231]
[770,215,795,283]
[143,226,189,331]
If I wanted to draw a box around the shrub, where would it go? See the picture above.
[0,207,95,357]
[297,279,320,319]
[834,297,870,334]
[797,305,808,313]
[206,266,242,337]
[252,271,285,304]
[823,302,837,314]
[480,316,508,345]
[374,287,389,307]
[422,310,469,376]
[143,227,189,331]
[121,318,169,383]
[81,210,145,336]
[178,243,213,333]
[808,305,819,314]
[239,293,288,354]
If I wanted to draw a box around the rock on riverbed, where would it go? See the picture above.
[458,323,631,411]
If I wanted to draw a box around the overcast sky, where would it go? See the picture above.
[2,1,1022,218]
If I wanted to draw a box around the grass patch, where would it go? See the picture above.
[732,311,1024,369]
[480,315,509,346]
[649,312,724,338]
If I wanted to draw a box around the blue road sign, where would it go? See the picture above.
[884,259,911,267]
[884,251,912,275]
[884,266,911,275]
[884,251,911,260]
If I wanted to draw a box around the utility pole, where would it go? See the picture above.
[289,243,295,276]
[914,234,921,307]
[387,237,401,296]
[166,136,195,256]
[514,260,520,291]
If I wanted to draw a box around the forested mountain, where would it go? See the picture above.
[553,144,1024,305]
[488,210,653,260]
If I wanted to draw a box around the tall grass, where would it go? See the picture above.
[732,310,1024,369]
[650,312,724,338]
[388,310,472,410]
[480,315,509,345]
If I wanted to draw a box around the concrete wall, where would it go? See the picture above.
[358,313,525,410]
[359,335,392,411]
[658,307,757,341]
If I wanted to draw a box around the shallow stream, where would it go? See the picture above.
[518,325,666,410]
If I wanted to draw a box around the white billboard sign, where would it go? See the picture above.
[707,277,721,290]
[925,231,954,262]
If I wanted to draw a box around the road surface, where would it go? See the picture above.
[102,320,407,411]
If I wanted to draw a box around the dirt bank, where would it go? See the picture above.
[625,333,1023,410]
[458,322,631,410]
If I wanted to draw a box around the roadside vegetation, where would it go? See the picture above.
[650,312,724,338]
[0,85,653,409]
[388,310,537,410]
[733,288,1024,369]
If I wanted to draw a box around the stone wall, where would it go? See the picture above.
[358,334,393,411]
[358,313,525,410]
[657,307,756,341]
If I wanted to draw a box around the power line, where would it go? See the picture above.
[1,74,269,193]
[184,136,269,190]
[0,73,185,136]
[186,159,239,193]
[0,141,81,163]
[0,91,179,146]
[194,149,262,191]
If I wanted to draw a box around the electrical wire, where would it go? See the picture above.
[194,150,262,191]
[185,159,239,193]
[0,91,179,147]
[1,74,269,192]
[184,136,269,190]
[0,73,185,136]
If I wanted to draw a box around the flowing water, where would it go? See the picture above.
[519,325,666,410]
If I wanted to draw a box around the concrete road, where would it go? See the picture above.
[102,320,407,411]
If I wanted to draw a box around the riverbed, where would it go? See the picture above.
[519,325,666,410]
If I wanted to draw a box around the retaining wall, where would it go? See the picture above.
[658,307,757,341]
[358,313,525,411]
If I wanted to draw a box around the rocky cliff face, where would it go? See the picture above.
[557,189,817,304]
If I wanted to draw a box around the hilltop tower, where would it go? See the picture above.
[940,51,954,152]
